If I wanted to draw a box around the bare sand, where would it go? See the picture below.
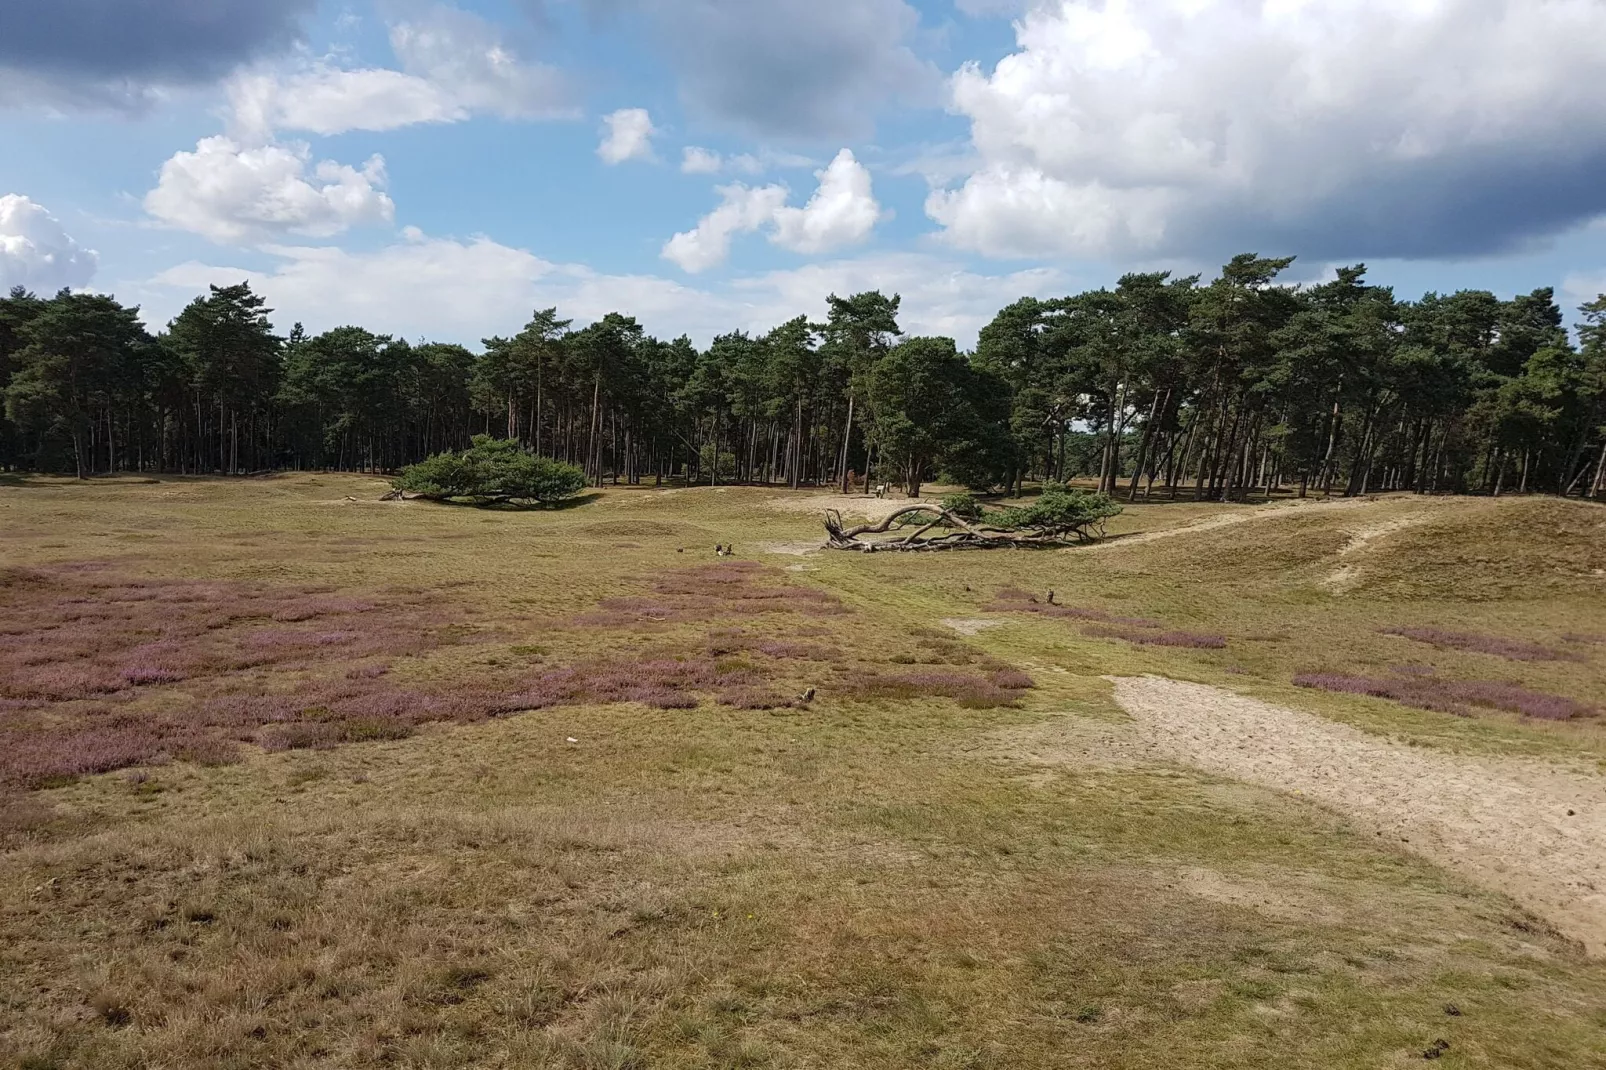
[1103,676,1606,955]
[765,493,935,523]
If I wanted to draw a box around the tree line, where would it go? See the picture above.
[3,252,1604,500]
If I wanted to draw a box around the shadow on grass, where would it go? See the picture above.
[412,492,604,511]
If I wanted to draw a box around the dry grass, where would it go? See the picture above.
[1,475,1604,1068]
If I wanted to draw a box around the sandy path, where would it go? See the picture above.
[1110,676,1606,955]
[1321,511,1435,592]
[766,494,936,522]
[1086,495,1460,552]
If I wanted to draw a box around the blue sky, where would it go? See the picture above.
[3,0,1605,348]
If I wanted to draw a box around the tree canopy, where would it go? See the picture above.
[2,261,1604,502]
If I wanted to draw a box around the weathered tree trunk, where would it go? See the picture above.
[837,392,855,494]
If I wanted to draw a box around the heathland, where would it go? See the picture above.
[2,475,1604,1069]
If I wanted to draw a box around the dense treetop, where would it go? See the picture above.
[3,255,1604,500]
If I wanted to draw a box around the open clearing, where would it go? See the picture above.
[3,475,1606,1068]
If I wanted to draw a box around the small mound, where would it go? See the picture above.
[1357,497,1606,601]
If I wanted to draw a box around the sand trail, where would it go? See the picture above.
[1107,676,1606,955]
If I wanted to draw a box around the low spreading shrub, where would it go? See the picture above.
[988,669,1036,690]
[1294,671,1595,721]
[987,483,1123,539]
[1380,626,1578,663]
[394,436,587,507]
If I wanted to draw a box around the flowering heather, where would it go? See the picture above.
[120,665,188,686]
[575,563,847,628]
[1294,672,1596,721]
[755,639,831,659]
[513,655,757,712]
[1,723,174,789]
[0,563,488,782]
[1083,625,1228,649]
[0,564,459,702]
[988,669,1036,690]
[1380,627,1578,663]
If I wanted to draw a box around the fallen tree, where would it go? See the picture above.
[825,485,1121,551]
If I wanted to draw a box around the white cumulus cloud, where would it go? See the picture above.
[662,185,790,273]
[144,136,395,244]
[0,195,98,292]
[598,107,657,164]
[929,0,1606,260]
[129,234,1068,349]
[771,149,885,255]
[227,2,569,140]
[681,146,724,175]
[663,149,882,272]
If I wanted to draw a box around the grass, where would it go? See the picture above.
[0,474,1604,1067]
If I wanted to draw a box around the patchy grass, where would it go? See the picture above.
[0,475,1604,1068]
[1083,624,1230,649]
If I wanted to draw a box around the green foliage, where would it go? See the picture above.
[867,336,1014,498]
[3,270,1605,500]
[3,292,153,477]
[697,443,737,481]
[990,484,1123,534]
[939,492,982,520]
[394,436,587,506]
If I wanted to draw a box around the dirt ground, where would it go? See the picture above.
[1104,676,1606,955]
[764,492,935,522]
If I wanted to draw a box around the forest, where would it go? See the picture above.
[3,253,1604,500]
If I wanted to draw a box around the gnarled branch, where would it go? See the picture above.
[825,505,1106,552]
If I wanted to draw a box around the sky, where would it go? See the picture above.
[3,0,1606,350]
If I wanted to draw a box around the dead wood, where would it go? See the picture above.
[824,505,1105,551]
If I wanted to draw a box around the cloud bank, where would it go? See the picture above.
[929,0,1606,261]
[0,195,99,293]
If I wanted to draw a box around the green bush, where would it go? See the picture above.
[394,436,587,506]
[939,492,983,520]
[990,483,1122,535]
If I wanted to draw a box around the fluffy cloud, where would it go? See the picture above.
[663,150,882,272]
[929,0,1606,261]
[144,137,395,244]
[228,4,569,139]
[570,0,939,140]
[662,186,790,273]
[0,0,313,110]
[771,150,885,255]
[681,147,725,175]
[0,195,98,292]
[132,232,1068,349]
[678,147,813,176]
[597,108,657,164]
